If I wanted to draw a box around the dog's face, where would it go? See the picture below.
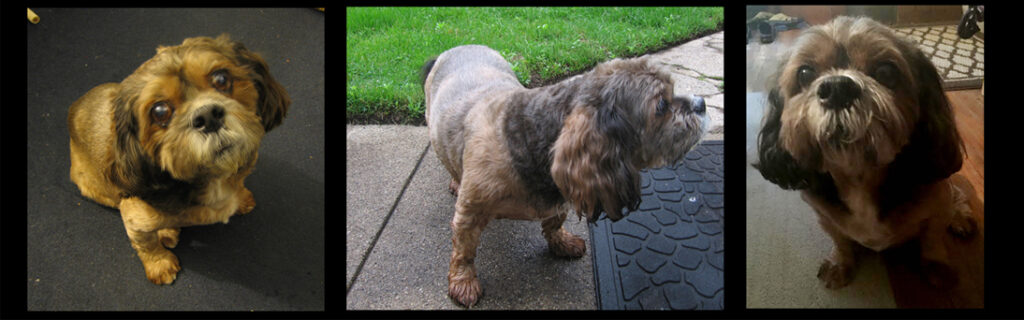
[757,16,962,191]
[111,35,290,192]
[777,16,923,172]
[552,58,708,221]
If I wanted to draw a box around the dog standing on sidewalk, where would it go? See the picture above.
[422,44,709,307]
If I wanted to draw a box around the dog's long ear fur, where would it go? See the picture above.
[222,35,290,132]
[108,92,198,212]
[880,47,964,208]
[109,92,150,198]
[754,88,817,190]
[754,88,842,204]
[551,87,641,222]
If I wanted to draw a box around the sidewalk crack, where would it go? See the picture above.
[347,142,431,295]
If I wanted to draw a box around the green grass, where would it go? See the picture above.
[346,7,724,124]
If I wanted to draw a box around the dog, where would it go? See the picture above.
[754,17,978,289]
[422,44,708,307]
[68,34,290,284]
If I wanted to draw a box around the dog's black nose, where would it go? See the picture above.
[193,105,225,133]
[690,96,706,114]
[817,76,860,110]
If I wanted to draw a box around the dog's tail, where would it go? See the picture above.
[420,57,437,91]
[421,57,438,123]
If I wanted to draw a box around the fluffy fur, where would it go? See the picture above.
[754,17,977,289]
[68,34,289,285]
[423,45,708,307]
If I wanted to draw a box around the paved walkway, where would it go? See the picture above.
[346,31,724,310]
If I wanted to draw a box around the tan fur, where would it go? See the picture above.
[550,106,619,217]
[68,34,289,285]
[423,45,707,307]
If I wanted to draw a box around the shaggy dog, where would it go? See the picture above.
[69,35,289,284]
[422,45,709,307]
[754,17,977,289]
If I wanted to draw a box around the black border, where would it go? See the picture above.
[6,1,1019,319]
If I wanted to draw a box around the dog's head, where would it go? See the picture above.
[108,34,290,202]
[551,58,709,221]
[755,16,962,190]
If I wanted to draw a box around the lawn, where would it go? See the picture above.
[346,7,724,124]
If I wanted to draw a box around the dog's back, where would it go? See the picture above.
[422,45,520,125]
[422,45,523,181]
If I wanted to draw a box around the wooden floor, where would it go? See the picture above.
[947,89,986,208]
[885,88,985,308]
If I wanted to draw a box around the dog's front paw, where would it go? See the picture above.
[448,274,482,307]
[922,259,959,290]
[158,228,180,249]
[141,251,181,285]
[236,188,255,215]
[948,185,977,239]
[948,212,977,239]
[548,229,586,258]
[817,259,853,289]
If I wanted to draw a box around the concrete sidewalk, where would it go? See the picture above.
[346,125,595,309]
[346,32,724,310]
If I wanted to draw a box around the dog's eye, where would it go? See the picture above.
[872,62,899,88]
[210,69,232,92]
[655,98,669,116]
[797,65,818,88]
[150,102,172,127]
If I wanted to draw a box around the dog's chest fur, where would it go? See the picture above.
[187,178,242,223]
[808,171,941,251]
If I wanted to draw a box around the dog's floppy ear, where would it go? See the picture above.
[551,97,641,222]
[108,92,149,198]
[881,49,964,197]
[224,35,291,132]
[754,88,843,204]
[754,88,819,190]
[107,92,198,211]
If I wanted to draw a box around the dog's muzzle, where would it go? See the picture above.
[687,95,706,114]
[817,76,861,111]
[193,105,226,134]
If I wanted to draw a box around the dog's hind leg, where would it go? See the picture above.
[447,199,489,307]
[448,179,460,197]
[947,183,977,238]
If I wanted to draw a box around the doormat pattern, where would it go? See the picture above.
[590,140,724,310]
[893,24,984,90]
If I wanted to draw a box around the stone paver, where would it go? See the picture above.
[648,32,725,139]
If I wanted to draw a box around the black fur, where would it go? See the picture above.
[245,54,289,132]
[421,58,437,89]
[593,84,641,218]
[754,88,843,207]
[878,47,964,214]
[109,93,201,214]
[223,39,289,132]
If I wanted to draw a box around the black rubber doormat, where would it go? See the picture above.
[590,140,724,310]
